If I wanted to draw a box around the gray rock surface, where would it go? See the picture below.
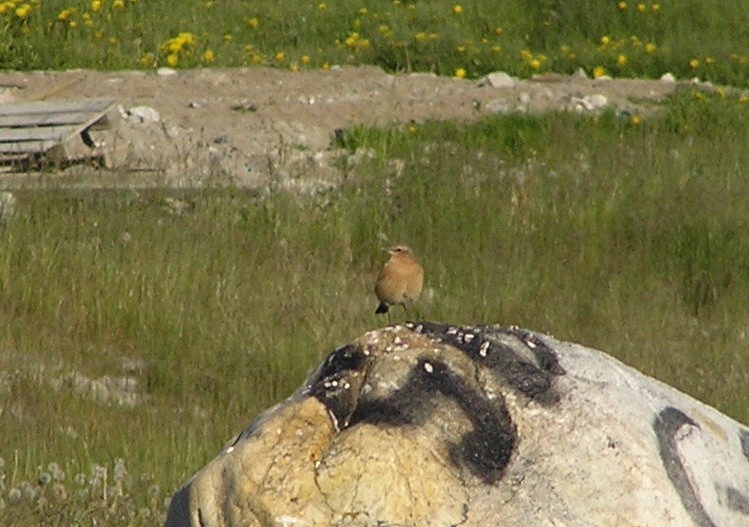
[165,323,749,527]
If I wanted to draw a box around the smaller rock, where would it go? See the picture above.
[486,99,510,114]
[572,67,589,79]
[477,71,516,88]
[660,72,677,83]
[0,191,16,222]
[127,105,161,123]
[157,67,177,77]
[587,94,608,109]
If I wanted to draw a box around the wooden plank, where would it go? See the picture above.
[0,124,81,143]
[0,98,117,166]
[0,98,114,116]
[0,139,59,154]
[0,110,104,128]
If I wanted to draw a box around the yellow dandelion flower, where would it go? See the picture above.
[592,65,607,78]
[91,0,101,12]
[322,62,331,70]
[415,31,427,42]
[617,54,628,66]
[94,30,104,39]
[378,25,390,36]
[689,58,699,69]
[223,34,233,41]
[318,2,326,10]
[301,55,311,65]
[630,115,642,125]
[454,68,467,78]
[600,35,610,46]
[275,51,286,62]
[345,33,358,47]
[636,3,646,12]
[495,27,503,35]
[644,42,656,54]
[738,95,748,104]
[108,36,117,45]
[113,0,124,9]
[651,3,660,12]
[617,1,627,10]
[452,5,463,14]
[202,49,215,62]
[139,53,155,67]
[457,45,466,53]
[248,17,259,29]
[491,45,502,54]
[15,4,31,18]
[705,57,715,65]
[530,59,541,70]
[520,49,533,60]
[69,20,77,28]
[289,63,299,72]
[358,7,367,15]
[166,53,178,67]
[408,125,417,133]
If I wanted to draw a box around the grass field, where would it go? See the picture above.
[2,1,749,526]
[2,89,749,525]
[1,0,748,86]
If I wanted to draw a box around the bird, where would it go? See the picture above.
[374,245,424,318]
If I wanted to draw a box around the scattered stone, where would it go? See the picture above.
[567,93,609,113]
[572,67,589,79]
[166,324,749,527]
[127,105,161,123]
[156,67,178,77]
[0,191,16,222]
[478,71,516,88]
[660,72,676,83]
[486,99,510,114]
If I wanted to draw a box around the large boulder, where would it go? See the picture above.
[165,323,749,527]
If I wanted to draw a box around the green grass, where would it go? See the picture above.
[1,0,749,86]
[1,88,749,525]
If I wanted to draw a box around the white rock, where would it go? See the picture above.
[157,67,178,77]
[128,105,161,123]
[588,93,608,109]
[0,191,16,221]
[478,72,516,89]
[660,72,677,83]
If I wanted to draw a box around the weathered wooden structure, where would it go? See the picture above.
[0,98,116,170]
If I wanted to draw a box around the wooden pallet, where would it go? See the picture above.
[0,98,117,170]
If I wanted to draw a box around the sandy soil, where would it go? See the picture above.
[0,66,687,189]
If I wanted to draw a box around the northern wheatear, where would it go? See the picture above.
[374,245,424,317]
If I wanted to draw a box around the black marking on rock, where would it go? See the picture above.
[498,326,566,375]
[418,358,517,484]
[409,321,564,402]
[725,486,749,516]
[741,429,749,462]
[309,344,369,428]
[348,356,516,484]
[653,407,717,527]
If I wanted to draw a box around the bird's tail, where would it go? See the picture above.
[375,302,389,314]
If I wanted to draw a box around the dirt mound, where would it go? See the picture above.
[0,66,686,189]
